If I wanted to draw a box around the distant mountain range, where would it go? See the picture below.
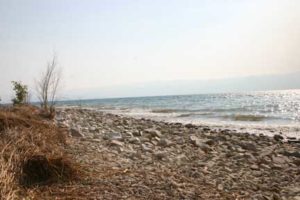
[64,71,300,100]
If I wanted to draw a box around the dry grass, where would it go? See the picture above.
[0,105,80,200]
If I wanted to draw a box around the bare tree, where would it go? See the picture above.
[36,55,62,115]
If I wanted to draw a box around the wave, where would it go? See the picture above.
[177,113,193,117]
[177,112,214,118]
[151,109,190,113]
[226,114,266,122]
[151,108,251,114]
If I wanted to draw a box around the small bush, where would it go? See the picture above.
[11,81,28,105]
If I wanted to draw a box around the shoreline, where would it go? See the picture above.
[54,107,300,199]
[58,105,300,140]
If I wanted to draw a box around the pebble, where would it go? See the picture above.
[70,127,84,137]
[110,140,124,147]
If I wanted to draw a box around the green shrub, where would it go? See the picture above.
[11,81,28,105]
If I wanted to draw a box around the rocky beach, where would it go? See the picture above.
[49,107,300,200]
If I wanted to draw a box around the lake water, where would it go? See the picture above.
[59,90,300,138]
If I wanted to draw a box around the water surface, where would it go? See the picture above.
[59,90,300,138]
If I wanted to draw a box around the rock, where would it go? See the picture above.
[190,135,211,152]
[110,140,124,147]
[116,146,124,153]
[273,134,284,141]
[272,193,282,200]
[153,151,167,160]
[123,132,133,138]
[206,161,215,168]
[89,126,97,132]
[260,145,277,158]
[140,137,150,143]
[158,138,172,147]
[286,187,300,196]
[190,135,199,144]
[55,116,65,122]
[217,184,224,191]
[70,128,84,137]
[288,140,300,144]
[272,155,290,164]
[185,123,195,129]
[132,130,142,137]
[280,151,300,158]
[91,139,101,143]
[103,132,123,141]
[58,121,69,128]
[174,154,188,165]
[239,142,257,152]
[203,127,211,132]
[250,164,259,170]
[141,143,153,152]
[205,139,215,146]
[293,159,300,167]
[145,129,162,138]
[128,137,140,144]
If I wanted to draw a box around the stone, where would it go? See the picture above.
[250,164,259,170]
[203,127,211,132]
[239,142,257,152]
[141,143,153,152]
[110,140,124,147]
[123,132,133,138]
[103,132,123,141]
[272,155,290,165]
[153,151,167,160]
[260,145,277,158]
[190,135,199,144]
[89,126,97,132]
[91,139,101,143]
[132,130,142,137]
[273,134,284,141]
[70,128,84,137]
[205,139,215,146]
[174,154,188,165]
[293,159,300,166]
[158,138,172,147]
[140,137,150,143]
[272,193,282,200]
[145,129,162,138]
[287,187,300,195]
[280,151,300,158]
[58,121,69,128]
[55,116,65,122]
[217,184,224,191]
[128,137,140,144]
[190,135,211,152]
[185,123,195,129]
[288,140,300,144]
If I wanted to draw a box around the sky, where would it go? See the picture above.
[0,0,300,102]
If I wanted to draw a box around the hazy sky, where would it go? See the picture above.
[0,0,300,102]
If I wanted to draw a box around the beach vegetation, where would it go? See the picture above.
[36,55,62,118]
[0,105,80,199]
[11,81,28,105]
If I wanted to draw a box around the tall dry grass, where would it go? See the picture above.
[0,105,80,199]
